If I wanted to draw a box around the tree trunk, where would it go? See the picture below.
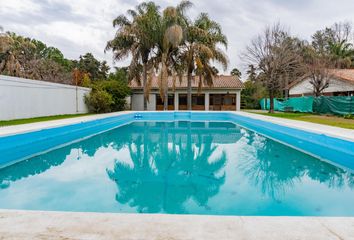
[187,71,192,111]
[143,63,147,111]
[164,88,168,111]
[269,90,275,113]
[284,77,289,99]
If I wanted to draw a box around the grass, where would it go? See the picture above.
[246,110,354,130]
[0,114,93,127]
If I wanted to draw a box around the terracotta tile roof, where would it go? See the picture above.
[330,69,354,83]
[129,75,244,90]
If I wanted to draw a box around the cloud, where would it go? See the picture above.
[1,0,354,78]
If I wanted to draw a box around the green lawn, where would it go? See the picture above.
[246,110,354,130]
[0,114,93,127]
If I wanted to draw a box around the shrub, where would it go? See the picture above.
[85,90,114,113]
[344,114,354,119]
[97,80,131,111]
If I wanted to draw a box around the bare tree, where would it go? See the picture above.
[304,52,334,97]
[243,23,303,113]
[332,21,353,44]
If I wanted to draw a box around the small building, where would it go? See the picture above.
[289,69,354,97]
[129,75,244,111]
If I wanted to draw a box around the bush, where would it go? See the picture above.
[96,80,131,111]
[85,80,131,113]
[85,90,114,113]
[344,114,354,119]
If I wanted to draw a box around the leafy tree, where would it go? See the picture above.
[241,65,266,109]
[94,80,131,111]
[153,1,192,110]
[311,21,354,68]
[108,67,128,83]
[85,89,114,113]
[328,40,354,68]
[77,53,108,81]
[180,12,228,110]
[231,68,241,78]
[106,2,161,111]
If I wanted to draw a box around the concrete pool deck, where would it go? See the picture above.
[1,111,354,239]
[1,111,354,141]
[0,210,354,240]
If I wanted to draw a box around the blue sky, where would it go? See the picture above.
[1,0,354,77]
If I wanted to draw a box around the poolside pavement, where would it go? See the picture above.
[1,111,354,142]
[0,210,354,240]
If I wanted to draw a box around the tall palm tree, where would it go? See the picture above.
[106,2,160,110]
[328,40,354,68]
[153,1,192,110]
[180,13,228,110]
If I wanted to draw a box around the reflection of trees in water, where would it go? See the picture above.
[0,146,72,189]
[107,122,227,214]
[240,131,354,199]
[0,124,132,189]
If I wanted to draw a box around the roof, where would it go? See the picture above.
[330,69,354,84]
[289,69,354,89]
[129,75,244,90]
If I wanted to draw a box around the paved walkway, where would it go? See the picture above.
[0,210,353,240]
[1,111,353,141]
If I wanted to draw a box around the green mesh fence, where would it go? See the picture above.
[313,96,354,115]
[260,97,313,112]
[260,96,354,115]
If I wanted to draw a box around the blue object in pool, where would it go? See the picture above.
[0,120,354,216]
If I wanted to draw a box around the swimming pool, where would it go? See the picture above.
[0,112,354,216]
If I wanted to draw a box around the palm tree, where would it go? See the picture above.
[153,1,192,110]
[180,13,228,110]
[231,68,242,78]
[328,40,354,68]
[106,2,160,110]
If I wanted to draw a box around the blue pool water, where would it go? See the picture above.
[0,121,354,216]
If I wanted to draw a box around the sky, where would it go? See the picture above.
[1,0,354,78]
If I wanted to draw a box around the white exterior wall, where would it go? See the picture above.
[289,77,354,96]
[131,94,156,111]
[0,75,91,120]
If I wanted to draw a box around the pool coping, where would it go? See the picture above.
[0,210,353,240]
[1,111,353,142]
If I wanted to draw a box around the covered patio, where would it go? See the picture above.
[131,75,244,111]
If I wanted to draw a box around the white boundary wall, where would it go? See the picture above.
[0,75,91,120]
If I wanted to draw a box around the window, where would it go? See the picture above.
[156,94,174,105]
[193,94,205,105]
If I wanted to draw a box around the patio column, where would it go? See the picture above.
[205,92,210,111]
[236,91,241,111]
[174,92,179,111]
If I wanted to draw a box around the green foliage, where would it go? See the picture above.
[93,80,131,111]
[108,67,128,83]
[241,80,266,109]
[85,89,114,113]
[344,114,354,119]
[77,53,109,81]
[311,21,354,68]
[231,68,241,78]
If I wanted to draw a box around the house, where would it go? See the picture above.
[289,69,354,97]
[129,75,244,111]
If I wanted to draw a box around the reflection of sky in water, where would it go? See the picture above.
[0,121,354,216]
